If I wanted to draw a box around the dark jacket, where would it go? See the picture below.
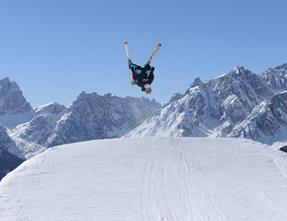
[129,63,154,91]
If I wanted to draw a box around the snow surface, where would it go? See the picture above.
[1,137,287,221]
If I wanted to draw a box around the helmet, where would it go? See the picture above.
[145,87,152,94]
[144,84,152,94]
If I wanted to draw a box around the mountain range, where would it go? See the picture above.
[10,92,160,158]
[127,64,287,146]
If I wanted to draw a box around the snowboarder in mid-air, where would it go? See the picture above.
[124,42,161,94]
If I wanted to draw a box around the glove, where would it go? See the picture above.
[131,79,137,85]
[128,59,132,66]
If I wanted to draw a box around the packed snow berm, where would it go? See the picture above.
[1,138,287,221]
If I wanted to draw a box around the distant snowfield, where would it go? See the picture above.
[1,137,287,221]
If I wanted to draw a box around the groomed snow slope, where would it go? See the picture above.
[1,138,287,221]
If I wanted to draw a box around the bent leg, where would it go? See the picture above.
[147,72,154,85]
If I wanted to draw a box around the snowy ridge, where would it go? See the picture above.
[127,64,287,145]
[1,137,287,220]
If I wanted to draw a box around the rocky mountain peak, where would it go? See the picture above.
[191,77,203,87]
[274,63,287,71]
[0,77,32,114]
[35,102,67,115]
[232,66,247,74]
[0,77,34,128]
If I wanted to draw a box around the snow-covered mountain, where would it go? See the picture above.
[0,77,34,129]
[127,64,287,145]
[262,63,287,91]
[11,92,160,158]
[231,91,287,143]
[1,137,287,221]
[10,102,68,158]
[47,92,160,146]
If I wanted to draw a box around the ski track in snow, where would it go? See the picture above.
[1,137,287,221]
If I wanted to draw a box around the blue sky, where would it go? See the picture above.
[0,0,287,107]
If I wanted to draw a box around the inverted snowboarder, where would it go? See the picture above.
[124,42,161,94]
